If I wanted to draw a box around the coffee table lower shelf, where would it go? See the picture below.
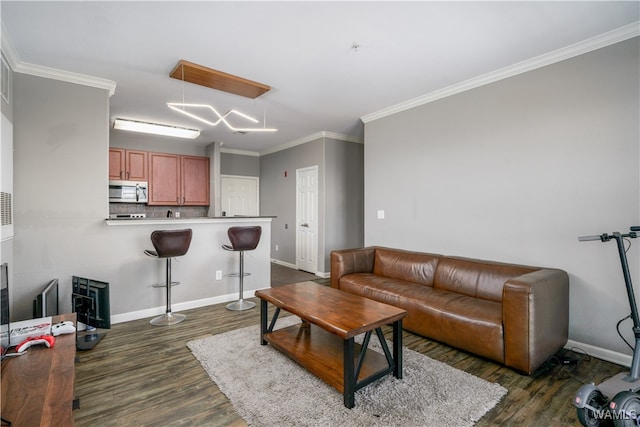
[263,322,399,408]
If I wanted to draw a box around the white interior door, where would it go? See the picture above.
[220,175,259,216]
[296,166,318,273]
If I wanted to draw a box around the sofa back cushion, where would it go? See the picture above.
[434,256,538,302]
[373,247,441,286]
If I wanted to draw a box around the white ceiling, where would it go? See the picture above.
[2,1,638,154]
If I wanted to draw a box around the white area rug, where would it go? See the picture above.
[187,316,507,426]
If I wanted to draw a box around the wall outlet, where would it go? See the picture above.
[377,209,385,219]
[275,244,279,251]
[215,270,222,280]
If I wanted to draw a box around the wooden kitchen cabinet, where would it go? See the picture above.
[148,152,209,206]
[109,148,148,181]
[148,152,180,205]
[181,155,210,205]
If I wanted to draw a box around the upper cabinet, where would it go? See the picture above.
[109,148,148,181]
[148,152,180,205]
[181,155,210,206]
[148,152,209,206]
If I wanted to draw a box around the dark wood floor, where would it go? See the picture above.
[73,264,625,426]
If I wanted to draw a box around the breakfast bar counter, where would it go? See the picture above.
[101,216,272,324]
[105,216,275,226]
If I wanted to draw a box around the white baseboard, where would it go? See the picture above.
[271,258,297,269]
[565,339,632,368]
[110,287,269,325]
[271,258,330,279]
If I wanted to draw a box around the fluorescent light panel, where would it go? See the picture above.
[113,118,200,139]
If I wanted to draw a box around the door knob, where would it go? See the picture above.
[301,223,309,227]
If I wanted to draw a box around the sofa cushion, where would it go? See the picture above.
[372,247,441,286]
[434,256,537,302]
[339,273,504,363]
[339,273,432,307]
[433,293,504,363]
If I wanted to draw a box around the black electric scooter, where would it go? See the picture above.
[574,227,640,427]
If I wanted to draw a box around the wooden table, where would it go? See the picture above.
[255,282,407,408]
[1,313,77,426]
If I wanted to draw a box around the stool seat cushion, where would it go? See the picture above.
[225,226,261,251]
[150,229,193,258]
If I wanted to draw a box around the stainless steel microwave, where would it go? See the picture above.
[109,180,148,203]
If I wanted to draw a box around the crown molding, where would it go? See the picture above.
[322,131,363,144]
[1,22,117,96]
[361,22,640,124]
[220,147,260,157]
[13,62,117,97]
[259,131,362,156]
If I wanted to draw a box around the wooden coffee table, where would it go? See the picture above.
[255,281,407,408]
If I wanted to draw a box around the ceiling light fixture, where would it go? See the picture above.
[168,60,277,133]
[113,118,200,139]
[167,103,278,133]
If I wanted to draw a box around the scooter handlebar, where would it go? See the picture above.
[578,231,638,242]
[578,235,604,242]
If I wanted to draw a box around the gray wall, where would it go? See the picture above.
[261,139,324,268]
[260,137,364,273]
[220,152,260,176]
[12,73,110,321]
[364,38,640,357]
[324,138,364,269]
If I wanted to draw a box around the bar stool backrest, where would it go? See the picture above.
[227,226,262,251]
[150,229,193,258]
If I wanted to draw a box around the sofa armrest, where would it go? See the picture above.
[330,247,376,289]
[502,268,569,374]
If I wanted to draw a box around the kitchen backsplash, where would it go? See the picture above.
[109,203,208,218]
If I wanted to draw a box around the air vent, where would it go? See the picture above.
[1,192,12,226]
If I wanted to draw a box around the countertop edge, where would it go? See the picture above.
[105,217,274,226]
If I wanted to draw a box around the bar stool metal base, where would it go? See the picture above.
[150,312,186,326]
[226,299,256,311]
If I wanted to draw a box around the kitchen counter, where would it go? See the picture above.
[102,216,272,324]
[106,216,275,226]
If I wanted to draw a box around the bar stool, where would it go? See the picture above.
[222,226,262,311]
[144,229,193,325]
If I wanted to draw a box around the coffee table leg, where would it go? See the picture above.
[393,319,403,379]
[260,299,268,345]
[343,337,355,409]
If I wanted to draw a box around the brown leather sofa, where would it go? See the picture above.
[330,246,569,374]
